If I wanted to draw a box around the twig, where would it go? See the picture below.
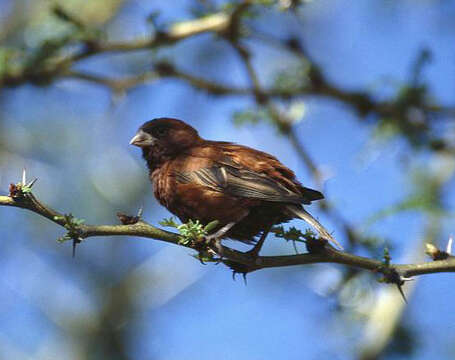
[1,190,454,279]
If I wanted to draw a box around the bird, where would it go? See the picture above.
[130,117,341,256]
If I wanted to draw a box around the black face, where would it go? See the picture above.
[150,124,169,138]
[140,118,178,139]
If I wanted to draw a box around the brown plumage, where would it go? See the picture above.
[130,118,340,251]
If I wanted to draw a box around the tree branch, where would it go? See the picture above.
[1,187,454,280]
[0,3,251,87]
[2,1,455,150]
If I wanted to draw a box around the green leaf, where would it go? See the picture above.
[159,217,179,228]
[271,226,314,243]
[204,220,219,233]
[177,219,206,243]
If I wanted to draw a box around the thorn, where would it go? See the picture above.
[447,236,453,255]
[22,168,26,185]
[72,240,77,258]
[231,271,248,284]
[396,283,408,304]
[137,205,144,218]
[380,267,409,303]
[27,178,38,188]
[72,237,82,258]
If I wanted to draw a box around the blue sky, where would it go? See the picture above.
[0,1,454,359]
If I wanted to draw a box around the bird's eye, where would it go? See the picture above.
[153,126,168,137]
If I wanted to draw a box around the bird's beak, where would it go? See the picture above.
[129,129,155,147]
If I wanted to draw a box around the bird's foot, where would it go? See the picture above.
[193,247,223,265]
[204,233,220,243]
[202,221,236,252]
[202,235,223,254]
[244,223,274,259]
[205,222,236,242]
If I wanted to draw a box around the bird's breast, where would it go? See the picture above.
[151,164,174,209]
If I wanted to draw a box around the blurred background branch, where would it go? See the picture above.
[0,1,454,359]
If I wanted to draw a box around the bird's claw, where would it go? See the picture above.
[203,234,223,254]
[204,233,218,243]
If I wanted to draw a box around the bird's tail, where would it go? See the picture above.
[286,205,343,250]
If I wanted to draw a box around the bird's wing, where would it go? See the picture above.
[174,162,305,205]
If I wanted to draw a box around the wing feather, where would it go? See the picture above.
[175,164,306,204]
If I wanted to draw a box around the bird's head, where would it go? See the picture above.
[130,118,201,168]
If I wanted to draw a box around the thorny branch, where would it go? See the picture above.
[1,177,454,284]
